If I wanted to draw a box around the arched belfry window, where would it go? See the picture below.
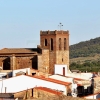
[64,38,67,50]
[59,38,61,50]
[44,39,47,46]
[50,38,53,51]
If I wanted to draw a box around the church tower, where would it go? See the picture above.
[39,30,69,74]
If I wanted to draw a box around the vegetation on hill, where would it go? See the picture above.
[70,37,100,59]
[69,60,100,72]
[69,37,100,72]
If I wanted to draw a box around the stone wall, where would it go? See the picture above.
[93,78,100,93]
[49,51,56,74]
[14,88,33,99]
[0,57,6,67]
[33,87,62,99]
[38,49,49,73]
[0,53,38,70]
[10,56,32,70]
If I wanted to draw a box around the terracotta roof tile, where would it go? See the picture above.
[27,75,71,86]
[0,48,37,54]
[34,87,62,95]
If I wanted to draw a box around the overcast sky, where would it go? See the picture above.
[0,0,100,49]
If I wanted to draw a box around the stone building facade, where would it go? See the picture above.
[0,30,69,75]
[0,48,38,70]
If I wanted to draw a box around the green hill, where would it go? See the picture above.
[69,37,100,72]
[70,37,100,59]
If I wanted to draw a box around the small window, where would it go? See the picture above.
[59,38,61,50]
[62,58,63,62]
[44,39,47,46]
[64,38,66,50]
[50,38,53,51]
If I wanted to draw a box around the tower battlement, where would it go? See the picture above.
[40,30,69,35]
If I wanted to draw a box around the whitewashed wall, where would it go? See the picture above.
[49,75,77,94]
[54,64,67,76]
[54,64,93,80]
[0,73,7,77]
[0,75,67,95]
[49,75,73,83]
[12,68,30,76]
[67,73,92,80]
[83,93,100,99]
[0,73,7,80]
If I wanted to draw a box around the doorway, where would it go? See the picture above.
[3,57,10,70]
[63,67,65,76]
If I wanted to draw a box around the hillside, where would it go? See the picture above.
[69,37,100,72]
[70,37,100,59]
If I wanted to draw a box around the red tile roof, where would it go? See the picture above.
[27,75,71,86]
[34,87,62,95]
[0,48,37,54]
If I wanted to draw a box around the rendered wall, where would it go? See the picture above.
[54,64,67,76]
[12,68,30,76]
[67,73,93,80]
[49,74,77,95]
[0,75,67,95]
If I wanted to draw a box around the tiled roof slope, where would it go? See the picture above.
[34,87,62,95]
[27,75,71,86]
[0,48,37,54]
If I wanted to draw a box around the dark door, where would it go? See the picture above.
[63,67,65,76]
[3,57,10,70]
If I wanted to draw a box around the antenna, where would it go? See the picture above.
[58,22,63,30]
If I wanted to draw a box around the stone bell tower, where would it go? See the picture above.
[39,30,69,74]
